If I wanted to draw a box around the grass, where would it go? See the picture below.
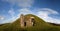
[0,14,60,31]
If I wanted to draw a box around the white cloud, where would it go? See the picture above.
[8,8,19,23]
[8,8,15,17]
[18,8,33,15]
[38,8,59,14]
[0,16,5,20]
[17,0,34,8]
[36,8,60,24]
[2,0,34,8]
[1,0,34,23]
[8,8,17,22]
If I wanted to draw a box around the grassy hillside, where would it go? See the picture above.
[0,14,60,31]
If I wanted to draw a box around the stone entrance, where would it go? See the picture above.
[20,14,35,28]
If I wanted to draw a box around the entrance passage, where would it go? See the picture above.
[24,22,26,26]
[31,18,35,26]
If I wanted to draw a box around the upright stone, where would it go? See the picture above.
[20,14,24,28]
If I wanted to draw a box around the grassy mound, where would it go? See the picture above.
[0,14,60,31]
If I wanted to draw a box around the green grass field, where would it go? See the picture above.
[0,14,60,31]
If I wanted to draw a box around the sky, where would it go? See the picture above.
[0,0,60,24]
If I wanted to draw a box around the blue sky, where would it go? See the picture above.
[0,0,60,24]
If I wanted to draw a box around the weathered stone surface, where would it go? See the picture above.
[20,14,35,28]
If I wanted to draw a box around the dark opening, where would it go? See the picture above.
[24,22,26,26]
[31,19,35,26]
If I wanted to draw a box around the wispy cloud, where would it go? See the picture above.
[18,8,33,15]
[2,0,34,8]
[1,0,60,24]
[8,8,15,17]
[0,16,5,20]
[38,8,59,14]
[8,8,18,23]
[35,8,60,24]
[2,0,34,21]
